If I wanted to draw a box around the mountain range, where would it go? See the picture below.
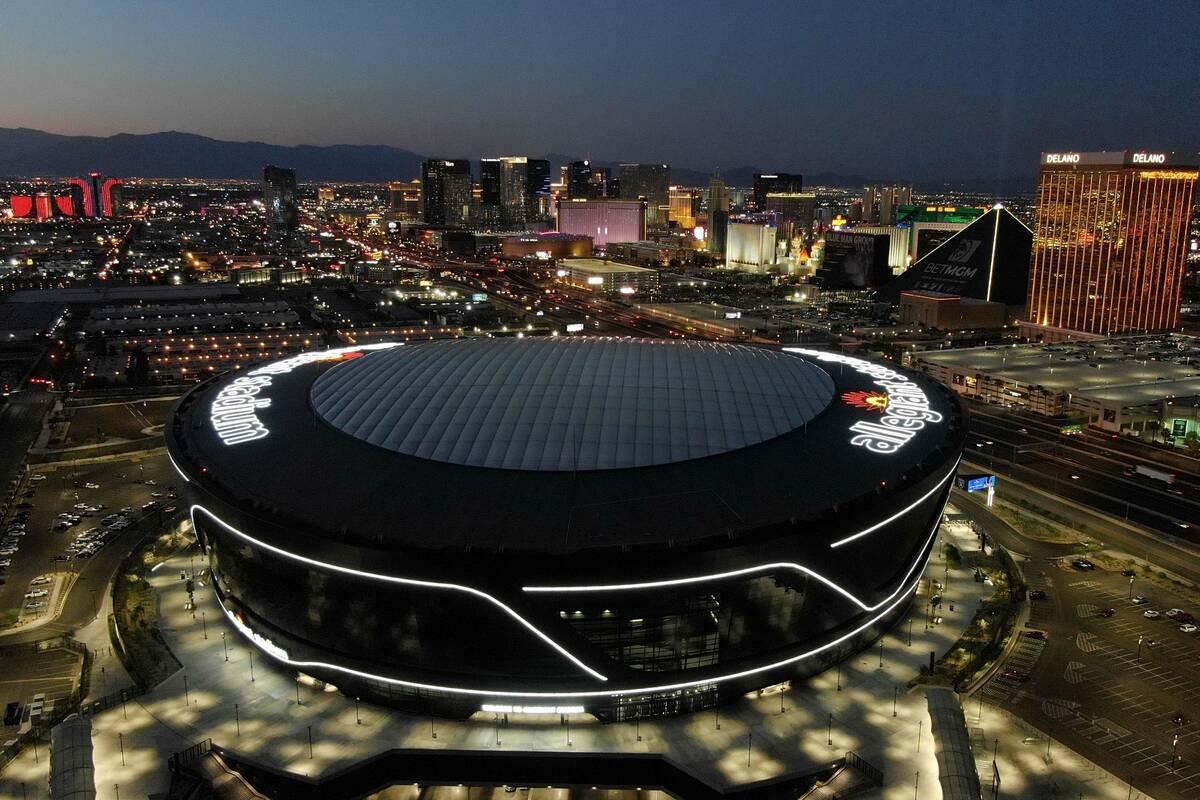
[0,127,1023,191]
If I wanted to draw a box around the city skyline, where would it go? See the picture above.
[1,1,1198,184]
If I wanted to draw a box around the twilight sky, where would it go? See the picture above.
[2,0,1198,183]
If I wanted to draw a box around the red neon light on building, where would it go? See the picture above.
[54,195,75,216]
[34,194,54,220]
[100,178,122,217]
[10,195,34,218]
[69,177,96,217]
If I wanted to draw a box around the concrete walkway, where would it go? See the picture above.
[0,519,1131,799]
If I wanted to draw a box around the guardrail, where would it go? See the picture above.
[843,750,884,786]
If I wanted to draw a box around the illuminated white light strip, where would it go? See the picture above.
[211,510,941,698]
[827,457,959,548]
[190,504,607,682]
[480,704,585,715]
[167,450,191,483]
[526,486,952,614]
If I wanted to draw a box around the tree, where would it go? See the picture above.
[1185,430,1200,456]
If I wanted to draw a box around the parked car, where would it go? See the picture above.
[1180,624,1198,634]
[1166,609,1194,623]
[84,482,99,489]
[1121,569,1137,577]
[1029,589,1047,601]
[1132,595,1150,605]
[1023,630,1047,640]
[30,474,46,482]
[24,589,47,599]
[1144,610,1162,619]
[30,576,50,586]
[1072,559,1096,570]
[1099,608,1115,618]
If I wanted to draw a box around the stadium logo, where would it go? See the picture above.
[842,390,889,411]
[786,348,944,455]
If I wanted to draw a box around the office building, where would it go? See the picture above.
[1023,151,1199,340]
[169,339,964,719]
[422,159,472,227]
[67,172,122,219]
[556,198,646,247]
[620,163,670,226]
[752,172,803,212]
[725,221,778,273]
[262,166,298,233]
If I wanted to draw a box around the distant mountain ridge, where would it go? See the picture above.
[0,127,1030,192]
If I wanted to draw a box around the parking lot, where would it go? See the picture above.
[0,451,177,630]
[981,557,1200,799]
[0,643,83,740]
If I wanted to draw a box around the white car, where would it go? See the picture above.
[24,601,44,610]
[84,482,100,489]
[1144,610,1162,619]
[73,503,90,511]
[31,475,46,482]
[0,560,11,568]
[1181,624,1198,634]
[25,589,48,599]
[30,576,50,586]
[0,548,17,556]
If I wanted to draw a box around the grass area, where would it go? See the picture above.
[112,529,189,690]
[989,498,1081,544]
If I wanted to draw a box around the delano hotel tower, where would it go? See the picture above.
[1022,150,1198,341]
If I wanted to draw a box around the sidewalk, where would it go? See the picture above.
[0,520,1139,800]
[77,582,136,705]
[967,701,1152,799]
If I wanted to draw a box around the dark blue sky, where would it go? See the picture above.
[3,0,1197,183]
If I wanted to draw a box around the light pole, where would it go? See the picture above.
[1128,575,1135,599]
[747,731,752,767]
[182,673,189,707]
[234,703,240,736]
[827,713,833,746]
[249,649,255,682]
[201,611,207,639]
[917,720,923,752]
[118,732,125,766]
[222,631,228,661]
[879,638,885,668]
[355,697,361,725]
[893,686,898,718]
[1137,635,1145,664]
[307,725,313,759]
[836,662,842,691]
[1173,732,1181,770]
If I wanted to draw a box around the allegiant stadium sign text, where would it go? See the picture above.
[784,348,944,454]
[209,343,400,446]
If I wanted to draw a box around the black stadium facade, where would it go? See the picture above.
[166,338,966,720]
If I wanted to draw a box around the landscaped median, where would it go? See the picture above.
[911,532,1027,691]
[111,527,192,690]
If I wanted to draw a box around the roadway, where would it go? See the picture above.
[0,390,53,497]
[965,404,1200,541]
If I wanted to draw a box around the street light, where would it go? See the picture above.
[1137,635,1145,664]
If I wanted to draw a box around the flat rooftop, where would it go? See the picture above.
[916,334,1200,404]
[639,302,783,332]
[560,258,656,274]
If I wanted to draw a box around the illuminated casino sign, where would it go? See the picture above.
[787,349,943,454]
[210,343,400,446]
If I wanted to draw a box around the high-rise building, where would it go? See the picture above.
[668,187,698,229]
[556,198,646,247]
[568,160,595,199]
[619,163,670,226]
[388,179,422,218]
[707,170,729,254]
[725,221,778,273]
[498,157,529,225]
[262,166,299,232]
[526,158,552,221]
[67,172,122,219]
[1023,150,1199,339]
[752,173,803,212]
[861,185,911,224]
[318,186,335,205]
[421,159,472,227]
[479,158,503,225]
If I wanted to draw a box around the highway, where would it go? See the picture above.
[965,404,1200,541]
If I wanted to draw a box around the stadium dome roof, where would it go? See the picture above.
[310,338,835,471]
